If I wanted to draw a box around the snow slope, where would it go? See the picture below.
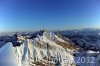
[0,42,18,66]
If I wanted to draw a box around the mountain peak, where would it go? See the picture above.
[0,30,77,66]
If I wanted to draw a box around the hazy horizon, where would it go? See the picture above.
[0,0,100,32]
[0,28,100,33]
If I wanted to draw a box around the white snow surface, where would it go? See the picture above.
[0,42,18,66]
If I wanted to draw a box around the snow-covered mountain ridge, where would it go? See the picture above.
[1,30,100,66]
[0,30,76,66]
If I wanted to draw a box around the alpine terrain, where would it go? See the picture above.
[0,30,76,66]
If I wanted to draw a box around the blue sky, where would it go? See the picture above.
[0,0,100,32]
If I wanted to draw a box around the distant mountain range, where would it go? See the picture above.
[56,28,100,51]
